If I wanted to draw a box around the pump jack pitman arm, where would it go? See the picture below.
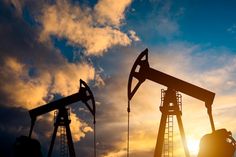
[28,79,95,137]
[128,48,216,131]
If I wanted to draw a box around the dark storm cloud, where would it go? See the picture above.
[0,1,63,64]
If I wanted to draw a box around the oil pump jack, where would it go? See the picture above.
[28,79,96,157]
[127,49,236,157]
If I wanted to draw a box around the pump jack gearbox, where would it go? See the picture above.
[127,48,236,157]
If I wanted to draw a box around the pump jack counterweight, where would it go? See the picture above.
[127,49,216,157]
[28,79,96,157]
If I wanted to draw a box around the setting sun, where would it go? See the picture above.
[187,138,200,155]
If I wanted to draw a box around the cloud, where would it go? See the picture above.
[0,1,98,155]
[154,1,182,38]
[95,0,132,26]
[4,0,24,15]
[128,30,140,41]
[0,2,96,104]
[148,43,236,94]
[39,0,134,56]
[0,57,49,109]
[69,111,93,142]
[156,17,179,38]
[227,24,236,34]
[0,56,95,109]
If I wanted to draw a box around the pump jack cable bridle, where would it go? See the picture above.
[93,117,96,157]
[127,101,131,157]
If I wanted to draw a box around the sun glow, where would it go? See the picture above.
[187,138,200,155]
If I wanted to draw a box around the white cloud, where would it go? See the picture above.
[227,24,236,34]
[128,30,140,41]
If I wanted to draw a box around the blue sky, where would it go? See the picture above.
[126,0,236,49]
[1,0,236,157]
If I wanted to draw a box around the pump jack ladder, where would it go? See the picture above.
[127,49,215,157]
[28,79,96,157]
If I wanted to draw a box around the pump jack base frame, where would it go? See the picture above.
[154,88,190,157]
[48,107,76,157]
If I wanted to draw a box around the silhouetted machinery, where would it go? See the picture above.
[28,79,96,157]
[14,135,42,157]
[127,49,236,157]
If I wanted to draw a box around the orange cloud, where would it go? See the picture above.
[0,57,95,109]
[95,0,132,26]
[0,57,49,109]
[39,0,134,56]
[70,111,93,142]
[50,62,95,96]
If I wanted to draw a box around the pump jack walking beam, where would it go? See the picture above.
[127,49,215,157]
[28,79,96,157]
[29,79,95,129]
